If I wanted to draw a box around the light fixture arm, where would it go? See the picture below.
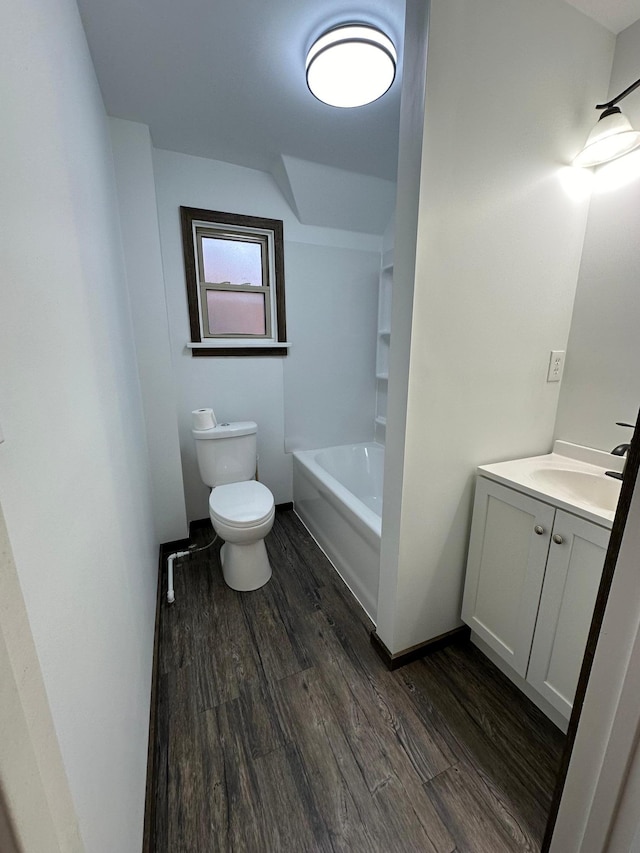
[596,77,640,112]
[574,76,640,167]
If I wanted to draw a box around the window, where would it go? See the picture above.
[180,207,288,356]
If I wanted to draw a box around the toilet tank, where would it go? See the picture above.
[192,421,257,487]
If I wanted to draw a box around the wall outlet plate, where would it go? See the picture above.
[547,350,565,383]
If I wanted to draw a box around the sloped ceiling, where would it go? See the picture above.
[76,0,405,182]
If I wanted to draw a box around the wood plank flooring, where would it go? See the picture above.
[151,509,564,852]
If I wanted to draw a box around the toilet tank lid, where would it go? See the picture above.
[192,420,257,440]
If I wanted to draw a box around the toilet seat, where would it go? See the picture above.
[209,480,274,528]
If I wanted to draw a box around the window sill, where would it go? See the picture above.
[186,341,291,357]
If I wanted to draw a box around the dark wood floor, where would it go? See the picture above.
[151,509,564,852]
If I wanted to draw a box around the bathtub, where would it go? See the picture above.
[292,443,383,621]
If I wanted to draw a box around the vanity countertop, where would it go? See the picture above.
[477,441,623,529]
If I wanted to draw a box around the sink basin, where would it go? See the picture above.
[530,468,621,514]
[477,441,625,527]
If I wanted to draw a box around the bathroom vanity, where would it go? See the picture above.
[461,441,622,731]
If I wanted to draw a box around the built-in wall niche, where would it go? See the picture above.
[375,250,393,443]
[376,380,388,420]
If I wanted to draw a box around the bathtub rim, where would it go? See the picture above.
[292,442,383,545]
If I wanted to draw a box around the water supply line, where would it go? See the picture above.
[166,533,218,604]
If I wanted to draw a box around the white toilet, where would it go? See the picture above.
[192,420,274,591]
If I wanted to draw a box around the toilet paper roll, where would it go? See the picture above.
[192,408,217,430]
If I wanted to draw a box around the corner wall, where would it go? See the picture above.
[0,0,158,849]
[377,0,429,642]
[109,119,188,542]
[377,0,614,652]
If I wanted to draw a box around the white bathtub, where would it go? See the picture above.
[292,443,383,621]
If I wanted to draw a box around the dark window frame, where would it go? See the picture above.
[180,206,288,357]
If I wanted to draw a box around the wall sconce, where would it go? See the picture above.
[574,77,640,167]
[306,24,397,108]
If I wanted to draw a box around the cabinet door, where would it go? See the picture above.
[462,478,555,677]
[527,510,609,719]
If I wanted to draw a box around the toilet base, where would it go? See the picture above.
[220,539,272,591]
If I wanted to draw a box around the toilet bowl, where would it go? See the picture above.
[192,417,274,591]
[209,480,274,591]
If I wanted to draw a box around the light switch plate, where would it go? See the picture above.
[547,350,565,383]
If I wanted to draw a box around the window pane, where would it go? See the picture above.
[201,237,264,286]
[206,290,266,336]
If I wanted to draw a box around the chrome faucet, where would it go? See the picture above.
[605,421,635,481]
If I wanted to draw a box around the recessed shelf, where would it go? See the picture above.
[376,249,393,443]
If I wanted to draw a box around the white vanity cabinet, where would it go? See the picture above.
[526,509,608,718]
[462,476,609,724]
[462,479,555,676]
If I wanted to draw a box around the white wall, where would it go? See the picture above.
[0,0,158,849]
[109,119,188,542]
[152,149,382,520]
[377,0,614,653]
[555,16,640,452]
[377,0,430,642]
[283,243,379,453]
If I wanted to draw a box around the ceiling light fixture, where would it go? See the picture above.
[306,24,397,108]
[574,77,640,168]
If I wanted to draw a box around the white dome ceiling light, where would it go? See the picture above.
[574,76,640,168]
[306,24,397,109]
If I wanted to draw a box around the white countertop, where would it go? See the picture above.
[477,441,623,529]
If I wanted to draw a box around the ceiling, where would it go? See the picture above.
[76,0,640,184]
[562,0,640,33]
[76,0,405,181]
